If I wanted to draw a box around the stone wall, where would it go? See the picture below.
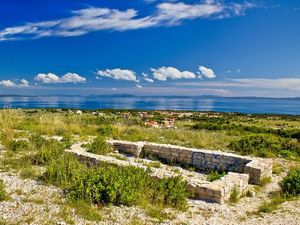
[107,140,272,185]
[66,142,250,204]
[187,172,249,203]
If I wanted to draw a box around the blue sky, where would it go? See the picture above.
[0,0,299,97]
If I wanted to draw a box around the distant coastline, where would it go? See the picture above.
[0,95,299,115]
[0,94,300,100]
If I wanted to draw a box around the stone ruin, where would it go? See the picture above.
[67,140,272,204]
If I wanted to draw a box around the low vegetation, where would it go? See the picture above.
[229,186,240,204]
[207,171,226,182]
[257,191,286,214]
[255,167,300,215]
[0,179,7,201]
[83,136,112,155]
[228,134,300,158]
[0,109,299,222]
[280,167,300,197]
[44,154,188,210]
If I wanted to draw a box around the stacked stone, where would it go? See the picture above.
[143,143,193,164]
[107,140,144,157]
[186,172,249,204]
[244,158,273,184]
[107,140,272,185]
[190,151,251,173]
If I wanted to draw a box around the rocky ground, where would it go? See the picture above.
[1,142,299,225]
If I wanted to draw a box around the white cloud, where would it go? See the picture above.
[34,73,86,84]
[154,2,223,25]
[151,66,196,81]
[228,78,300,91]
[142,72,154,82]
[19,79,30,87]
[0,79,30,88]
[178,78,300,91]
[96,69,137,81]
[198,66,216,78]
[0,2,255,41]
[0,80,16,87]
[144,77,154,83]
[136,84,143,88]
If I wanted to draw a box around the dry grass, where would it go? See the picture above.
[113,125,237,150]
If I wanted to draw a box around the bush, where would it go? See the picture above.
[43,155,86,188]
[43,154,188,210]
[228,134,300,158]
[149,176,188,209]
[84,136,111,155]
[34,139,65,165]
[8,139,32,152]
[68,165,149,206]
[97,125,116,137]
[280,167,300,196]
[30,133,46,149]
[207,171,226,182]
[0,179,6,201]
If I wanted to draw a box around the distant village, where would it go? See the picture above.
[69,109,224,129]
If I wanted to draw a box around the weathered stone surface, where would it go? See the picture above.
[107,140,272,185]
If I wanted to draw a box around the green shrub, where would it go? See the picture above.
[0,179,7,201]
[68,165,149,206]
[280,167,300,196]
[229,186,239,203]
[147,161,161,168]
[207,171,226,182]
[34,140,65,165]
[68,201,102,222]
[43,155,86,188]
[228,134,300,158]
[20,166,38,179]
[43,154,188,210]
[97,125,116,137]
[84,136,111,155]
[149,176,188,209]
[258,192,286,214]
[30,133,46,149]
[9,139,32,152]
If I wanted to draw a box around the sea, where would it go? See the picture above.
[0,95,299,115]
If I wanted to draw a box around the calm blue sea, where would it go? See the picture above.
[0,96,299,115]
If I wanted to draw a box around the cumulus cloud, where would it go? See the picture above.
[151,66,196,81]
[96,69,137,81]
[142,72,154,83]
[0,80,16,87]
[0,1,255,41]
[19,79,30,87]
[34,73,86,84]
[0,79,30,88]
[198,66,216,78]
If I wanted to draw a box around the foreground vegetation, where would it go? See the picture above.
[1,109,299,160]
[254,167,300,215]
[0,179,7,201]
[0,109,299,223]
